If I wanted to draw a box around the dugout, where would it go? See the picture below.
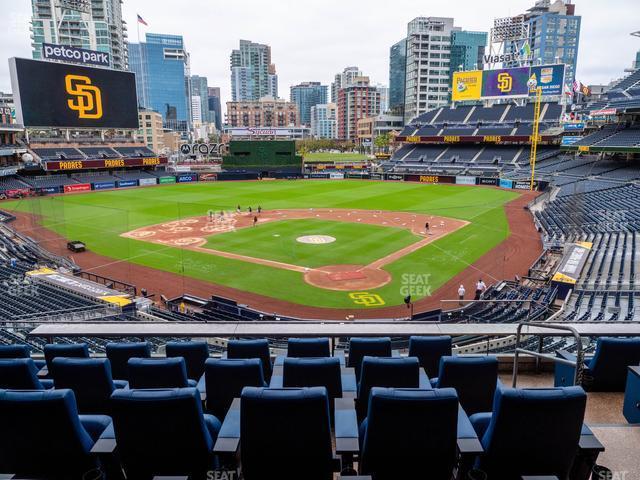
[222,141,303,178]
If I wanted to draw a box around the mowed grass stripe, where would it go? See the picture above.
[3,181,519,308]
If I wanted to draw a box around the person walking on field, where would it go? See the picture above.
[425,222,430,233]
[248,206,252,214]
[253,215,258,227]
[258,206,262,214]
[458,284,466,306]
[474,278,487,300]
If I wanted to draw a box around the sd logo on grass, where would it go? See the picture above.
[349,292,385,307]
[65,74,103,119]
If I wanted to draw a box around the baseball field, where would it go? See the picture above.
[3,180,532,312]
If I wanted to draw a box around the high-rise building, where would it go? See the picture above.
[191,96,202,125]
[310,103,337,139]
[336,76,380,141]
[331,67,362,103]
[374,84,390,114]
[389,39,407,115]
[504,0,581,86]
[290,82,328,126]
[191,75,210,124]
[450,31,487,73]
[207,87,222,131]
[230,40,278,101]
[226,98,299,128]
[403,17,456,122]
[129,33,191,133]
[30,0,128,70]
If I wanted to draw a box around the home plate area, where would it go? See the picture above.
[120,208,467,292]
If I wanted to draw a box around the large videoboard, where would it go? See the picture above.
[9,57,139,129]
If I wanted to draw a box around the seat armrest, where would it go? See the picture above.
[274,354,285,367]
[457,406,483,455]
[334,350,346,367]
[556,350,578,364]
[334,397,359,455]
[418,370,433,390]
[391,350,400,357]
[341,367,357,395]
[579,425,605,454]
[197,374,206,402]
[91,423,117,454]
[213,398,241,454]
[37,366,49,378]
[270,371,284,388]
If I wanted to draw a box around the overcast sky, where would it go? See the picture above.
[2,0,639,111]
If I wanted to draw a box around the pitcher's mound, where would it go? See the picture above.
[305,265,391,291]
[297,235,336,244]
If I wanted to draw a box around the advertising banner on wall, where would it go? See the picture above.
[482,67,530,99]
[138,178,157,186]
[117,180,138,188]
[43,157,166,171]
[329,172,345,180]
[39,186,61,194]
[158,176,176,184]
[64,183,91,193]
[176,174,197,183]
[199,173,218,182]
[452,70,483,102]
[385,173,404,181]
[479,177,498,186]
[499,178,514,189]
[42,43,111,68]
[93,181,115,190]
[528,64,565,96]
[561,136,583,146]
[456,176,477,185]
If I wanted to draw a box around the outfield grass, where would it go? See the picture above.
[205,219,420,268]
[3,180,519,309]
[303,152,368,163]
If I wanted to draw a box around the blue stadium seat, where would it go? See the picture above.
[226,339,272,379]
[556,337,640,391]
[127,357,196,389]
[0,358,52,390]
[356,356,427,420]
[50,357,126,414]
[0,344,31,359]
[287,337,332,358]
[238,387,335,480]
[469,387,587,479]
[166,340,210,380]
[347,337,392,381]
[359,387,459,479]
[408,335,452,378]
[0,389,111,479]
[110,387,221,479]
[43,343,89,376]
[433,356,499,415]
[204,358,266,418]
[105,341,151,381]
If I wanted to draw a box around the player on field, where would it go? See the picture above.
[253,215,258,227]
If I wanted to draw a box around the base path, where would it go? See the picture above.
[10,190,542,320]
[121,208,468,291]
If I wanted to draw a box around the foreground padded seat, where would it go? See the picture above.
[0,344,31,359]
[226,339,272,379]
[166,340,210,380]
[105,341,151,381]
[127,357,196,389]
[0,389,112,479]
[287,337,332,358]
[348,337,392,381]
[470,387,587,479]
[408,335,452,378]
[0,358,52,390]
[110,387,221,480]
[43,343,89,373]
[50,357,126,414]
[556,337,640,391]
[359,387,459,480]
[433,356,499,415]
[204,358,266,418]
[239,387,335,480]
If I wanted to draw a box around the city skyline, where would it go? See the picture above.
[1,0,638,114]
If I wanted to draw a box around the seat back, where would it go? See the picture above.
[0,359,45,390]
[0,389,97,478]
[437,356,498,415]
[227,339,272,378]
[479,387,587,479]
[105,342,151,380]
[0,345,31,359]
[348,337,392,381]
[111,388,214,479]
[240,387,334,480]
[50,358,115,414]
[128,357,190,389]
[357,357,420,419]
[166,341,209,380]
[204,358,266,418]
[287,337,331,358]
[360,387,459,479]
[408,336,452,378]
[283,357,342,399]
[43,343,89,371]
[588,337,640,391]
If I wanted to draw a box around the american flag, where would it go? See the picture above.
[573,79,580,93]
[137,14,148,26]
